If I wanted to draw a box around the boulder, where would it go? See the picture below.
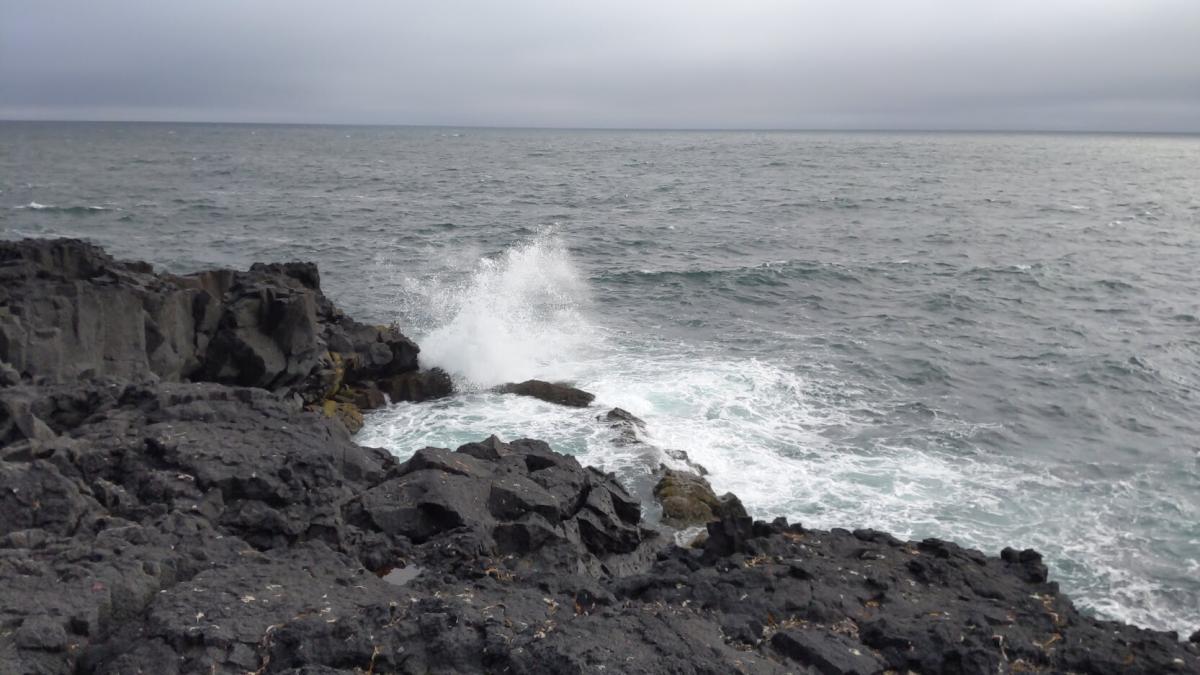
[378,367,454,403]
[351,437,653,572]
[599,407,708,475]
[600,406,646,444]
[344,382,387,410]
[653,468,746,528]
[496,379,595,407]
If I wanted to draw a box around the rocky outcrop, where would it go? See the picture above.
[0,380,665,674]
[1,239,1197,674]
[376,367,454,404]
[0,238,450,433]
[600,406,647,443]
[496,379,595,407]
[599,406,710,478]
[653,468,746,528]
[7,379,1192,674]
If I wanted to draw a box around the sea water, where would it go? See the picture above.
[2,122,1197,636]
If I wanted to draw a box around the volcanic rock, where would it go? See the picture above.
[2,239,1197,674]
[0,237,433,415]
[496,379,595,407]
[378,367,454,403]
[600,406,646,443]
[653,468,746,528]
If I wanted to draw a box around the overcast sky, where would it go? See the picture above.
[2,1,1198,131]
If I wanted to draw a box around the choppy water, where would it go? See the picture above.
[2,121,1198,637]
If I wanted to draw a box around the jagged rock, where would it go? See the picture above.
[344,382,387,410]
[599,407,709,475]
[496,379,595,407]
[0,238,422,404]
[653,468,746,528]
[352,439,652,573]
[456,434,511,461]
[703,505,756,557]
[378,367,454,403]
[1001,545,1050,583]
[600,406,646,444]
[1,239,1197,675]
[200,275,322,389]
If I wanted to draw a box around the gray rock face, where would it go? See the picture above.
[0,238,206,383]
[1,239,1197,674]
[0,238,438,410]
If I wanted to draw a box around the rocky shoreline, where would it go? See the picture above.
[1,238,1196,674]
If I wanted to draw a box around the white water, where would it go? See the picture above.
[401,234,594,389]
[359,233,1198,637]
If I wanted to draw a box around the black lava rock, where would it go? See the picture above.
[2,239,1196,674]
[495,379,596,407]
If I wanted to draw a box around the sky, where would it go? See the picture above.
[2,1,1198,131]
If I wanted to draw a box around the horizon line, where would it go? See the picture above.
[1,117,1198,136]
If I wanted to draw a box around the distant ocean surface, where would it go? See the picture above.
[2,121,1197,637]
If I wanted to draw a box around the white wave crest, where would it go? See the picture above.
[407,232,594,389]
[13,201,109,211]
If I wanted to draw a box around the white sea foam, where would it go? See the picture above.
[362,234,1199,638]
[411,232,595,389]
[13,201,109,211]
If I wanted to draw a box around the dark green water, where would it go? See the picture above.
[2,121,1197,636]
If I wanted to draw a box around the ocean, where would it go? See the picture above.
[2,121,1197,637]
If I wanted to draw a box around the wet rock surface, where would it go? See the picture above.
[2,239,1197,674]
[496,379,596,407]
[654,468,746,528]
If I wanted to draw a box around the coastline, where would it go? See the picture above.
[1,238,1196,673]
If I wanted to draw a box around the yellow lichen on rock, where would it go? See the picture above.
[319,398,363,434]
[326,350,345,398]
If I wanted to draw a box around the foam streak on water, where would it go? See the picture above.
[358,233,1199,638]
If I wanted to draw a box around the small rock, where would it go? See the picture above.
[601,407,645,443]
[15,616,69,651]
[347,384,387,410]
[653,469,745,528]
[0,362,20,387]
[380,368,453,403]
[495,380,594,407]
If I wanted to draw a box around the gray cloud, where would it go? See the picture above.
[2,0,1198,130]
